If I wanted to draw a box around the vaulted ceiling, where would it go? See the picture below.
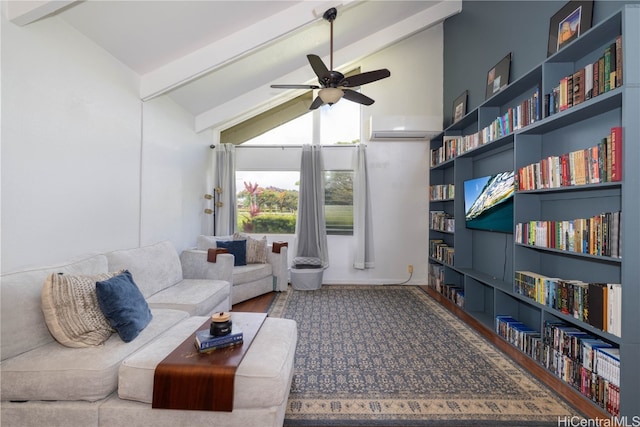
[5,0,461,132]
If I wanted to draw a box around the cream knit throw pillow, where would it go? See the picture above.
[234,233,268,264]
[42,271,121,347]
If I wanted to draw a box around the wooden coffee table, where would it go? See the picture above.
[152,312,267,412]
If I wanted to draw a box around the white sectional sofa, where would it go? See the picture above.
[0,241,297,427]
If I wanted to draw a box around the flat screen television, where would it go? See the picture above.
[463,171,515,233]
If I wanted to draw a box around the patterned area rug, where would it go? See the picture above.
[268,285,582,426]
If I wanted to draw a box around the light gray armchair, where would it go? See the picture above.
[181,235,289,305]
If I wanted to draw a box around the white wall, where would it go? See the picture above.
[324,24,443,285]
[1,14,209,273]
[140,96,212,252]
[1,14,141,272]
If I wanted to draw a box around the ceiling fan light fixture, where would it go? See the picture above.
[318,87,343,105]
[270,6,390,110]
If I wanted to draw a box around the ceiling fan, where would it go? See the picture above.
[270,7,391,110]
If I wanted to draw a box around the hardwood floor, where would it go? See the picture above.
[235,287,608,420]
[231,292,276,313]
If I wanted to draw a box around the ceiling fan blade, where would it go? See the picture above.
[271,84,320,89]
[339,69,391,87]
[307,54,331,80]
[342,89,375,106]
[309,96,325,110]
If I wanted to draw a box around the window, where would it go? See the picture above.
[232,83,361,235]
[324,171,354,235]
[235,170,354,235]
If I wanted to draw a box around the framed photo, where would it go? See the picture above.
[485,53,511,100]
[547,1,593,57]
[452,90,468,124]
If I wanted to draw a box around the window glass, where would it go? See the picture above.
[236,171,299,234]
[320,100,360,145]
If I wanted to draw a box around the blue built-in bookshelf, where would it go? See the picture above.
[429,5,639,419]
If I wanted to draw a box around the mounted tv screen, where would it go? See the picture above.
[463,171,515,233]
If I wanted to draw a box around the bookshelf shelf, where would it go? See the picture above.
[519,88,622,135]
[516,181,621,195]
[456,134,514,159]
[515,243,623,264]
[429,5,638,418]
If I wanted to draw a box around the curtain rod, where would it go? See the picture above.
[210,144,360,149]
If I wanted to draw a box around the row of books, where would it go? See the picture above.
[429,210,454,232]
[427,264,464,308]
[544,35,622,118]
[479,88,542,144]
[429,184,454,201]
[430,137,457,167]
[430,133,482,167]
[517,127,622,190]
[543,321,620,416]
[495,316,542,358]
[514,271,622,337]
[195,327,243,352]
[495,316,620,416]
[429,239,454,265]
[514,210,621,258]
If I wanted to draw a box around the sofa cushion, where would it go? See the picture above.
[106,241,183,298]
[1,254,109,361]
[216,240,247,266]
[145,278,230,316]
[0,308,188,402]
[41,271,120,348]
[232,263,272,285]
[118,313,297,409]
[96,270,152,343]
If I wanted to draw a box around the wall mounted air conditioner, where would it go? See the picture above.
[369,115,441,141]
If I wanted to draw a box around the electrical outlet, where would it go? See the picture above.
[408,264,414,274]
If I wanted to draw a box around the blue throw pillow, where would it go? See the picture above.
[216,240,247,266]
[96,270,152,343]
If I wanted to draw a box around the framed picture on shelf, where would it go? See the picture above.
[485,53,511,100]
[452,90,468,124]
[547,0,593,57]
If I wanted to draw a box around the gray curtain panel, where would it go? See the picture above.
[214,143,237,236]
[295,144,329,267]
[353,144,375,269]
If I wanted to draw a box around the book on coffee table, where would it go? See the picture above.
[195,328,243,352]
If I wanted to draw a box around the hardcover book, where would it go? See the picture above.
[572,69,585,106]
[610,126,622,182]
[195,327,243,352]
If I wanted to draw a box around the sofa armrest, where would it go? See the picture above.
[267,245,289,292]
[180,249,234,284]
